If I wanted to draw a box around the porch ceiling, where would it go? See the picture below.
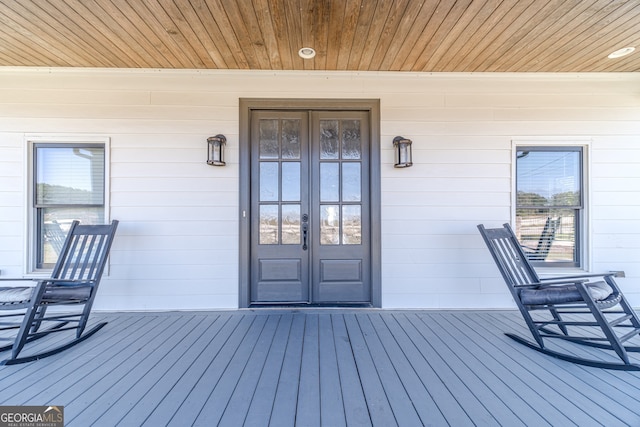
[0,0,639,73]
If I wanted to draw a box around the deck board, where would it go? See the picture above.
[344,313,398,426]
[139,314,243,426]
[183,314,265,426]
[470,312,606,426]
[413,313,526,426]
[296,313,321,427]
[88,315,217,426]
[66,315,197,416]
[382,313,475,426]
[72,315,205,424]
[440,312,567,426]
[268,313,305,427]
[421,312,545,426]
[369,314,447,426]
[357,314,423,426]
[397,313,498,425]
[243,313,292,427]
[113,313,230,426]
[0,314,130,399]
[12,314,165,404]
[331,313,371,427]
[218,314,280,426]
[1,310,640,426]
[318,314,346,427]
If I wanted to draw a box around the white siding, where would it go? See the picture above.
[0,132,25,279]
[0,69,639,310]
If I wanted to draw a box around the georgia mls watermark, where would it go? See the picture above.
[0,406,63,427]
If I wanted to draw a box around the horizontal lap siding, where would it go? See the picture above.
[592,138,640,304]
[0,69,638,309]
[0,133,25,277]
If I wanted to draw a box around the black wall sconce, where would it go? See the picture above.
[207,134,226,166]
[393,136,413,168]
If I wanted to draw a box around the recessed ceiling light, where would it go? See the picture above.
[608,47,635,59]
[298,47,316,59]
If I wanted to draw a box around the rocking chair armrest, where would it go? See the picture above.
[539,273,615,282]
[0,278,95,287]
[513,283,544,289]
[513,278,589,288]
[537,279,591,288]
[0,278,95,283]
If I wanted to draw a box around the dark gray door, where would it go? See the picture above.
[250,110,371,304]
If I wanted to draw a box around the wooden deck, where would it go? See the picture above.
[1,310,640,426]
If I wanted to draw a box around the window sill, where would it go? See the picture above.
[23,270,52,279]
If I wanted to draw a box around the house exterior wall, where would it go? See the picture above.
[0,68,639,310]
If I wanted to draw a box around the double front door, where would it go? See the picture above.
[250,110,371,304]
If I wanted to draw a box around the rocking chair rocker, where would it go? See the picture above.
[478,223,640,370]
[0,220,118,365]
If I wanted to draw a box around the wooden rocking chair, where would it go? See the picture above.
[478,223,640,370]
[0,220,118,365]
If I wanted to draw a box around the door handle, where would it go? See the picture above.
[302,214,309,250]
[302,223,308,250]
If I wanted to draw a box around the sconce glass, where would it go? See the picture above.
[207,134,226,166]
[393,136,413,168]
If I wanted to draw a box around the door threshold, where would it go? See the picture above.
[249,302,373,309]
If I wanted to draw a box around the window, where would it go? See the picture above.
[32,142,106,269]
[515,146,583,268]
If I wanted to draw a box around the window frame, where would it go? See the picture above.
[25,135,110,274]
[511,139,590,271]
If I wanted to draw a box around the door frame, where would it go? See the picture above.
[239,98,381,308]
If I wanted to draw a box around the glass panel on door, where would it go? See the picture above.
[318,119,363,246]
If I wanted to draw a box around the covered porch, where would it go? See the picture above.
[2,310,640,426]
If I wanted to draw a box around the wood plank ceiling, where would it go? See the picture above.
[0,0,639,72]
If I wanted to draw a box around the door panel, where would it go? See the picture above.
[250,110,370,304]
[312,112,370,303]
[251,111,309,303]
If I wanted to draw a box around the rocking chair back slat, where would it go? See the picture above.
[53,224,113,283]
[479,224,539,289]
[76,234,100,280]
[86,235,106,280]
